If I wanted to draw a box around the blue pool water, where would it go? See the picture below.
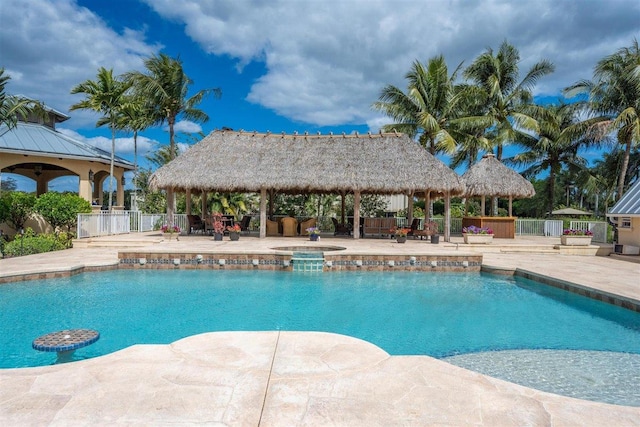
[1,270,639,370]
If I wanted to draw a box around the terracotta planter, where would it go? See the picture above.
[229,232,240,241]
[560,235,592,246]
[463,233,493,244]
[396,236,407,243]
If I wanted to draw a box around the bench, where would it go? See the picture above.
[363,218,397,238]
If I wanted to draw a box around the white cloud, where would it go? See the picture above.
[165,120,203,134]
[144,0,640,127]
[0,0,161,129]
[57,128,158,158]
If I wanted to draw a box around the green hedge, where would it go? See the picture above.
[2,229,69,257]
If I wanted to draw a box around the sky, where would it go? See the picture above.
[1,0,639,192]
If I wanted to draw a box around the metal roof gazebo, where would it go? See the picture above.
[149,130,465,240]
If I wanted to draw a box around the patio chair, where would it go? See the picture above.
[266,219,280,236]
[299,218,317,234]
[332,217,351,236]
[281,216,298,237]
[239,215,252,233]
[187,214,205,234]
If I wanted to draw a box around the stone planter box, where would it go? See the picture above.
[560,235,592,246]
[463,233,494,244]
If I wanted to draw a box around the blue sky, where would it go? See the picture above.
[1,0,639,192]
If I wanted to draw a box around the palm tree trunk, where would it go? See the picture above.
[133,130,138,211]
[108,123,115,212]
[167,117,176,225]
[548,169,556,218]
[617,140,632,199]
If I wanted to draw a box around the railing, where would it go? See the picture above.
[76,212,610,243]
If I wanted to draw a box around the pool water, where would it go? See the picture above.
[1,270,639,405]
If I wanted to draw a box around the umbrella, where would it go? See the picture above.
[551,208,592,215]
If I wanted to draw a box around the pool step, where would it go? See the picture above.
[291,252,325,272]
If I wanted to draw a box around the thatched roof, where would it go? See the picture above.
[149,130,465,195]
[461,154,535,198]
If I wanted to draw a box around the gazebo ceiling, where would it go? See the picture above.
[149,130,465,196]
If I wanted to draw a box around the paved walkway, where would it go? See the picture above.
[0,233,639,425]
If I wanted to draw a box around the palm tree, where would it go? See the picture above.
[462,40,555,160]
[0,68,42,130]
[372,55,465,155]
[124,53,221,222]
[506,103,605,216]
[70,67,130,211]
[114,95,154,210]
[565,39,640,199]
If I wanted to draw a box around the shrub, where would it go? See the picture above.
[0,191,36,230]
[34,192,92,232]
[3,228,68,257]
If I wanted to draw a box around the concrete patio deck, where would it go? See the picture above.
[0,233,639,425]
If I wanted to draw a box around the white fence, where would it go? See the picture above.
[76,212,609,243]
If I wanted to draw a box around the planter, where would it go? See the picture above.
[163,233,178,241]
[229,232,240,241]
[213,233,223,241]
[463,233,493,244]
[430,234,440,244]
[396,236,407,243]
[560,235,592,246]
[309,234,320,241]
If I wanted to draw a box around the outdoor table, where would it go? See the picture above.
[32,329,100,362]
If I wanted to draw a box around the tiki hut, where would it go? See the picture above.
[460,153,535,238]
[149,130,465,239]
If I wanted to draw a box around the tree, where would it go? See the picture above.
[462,40,555,160]
[0,68,42,130]
[0,191,36,231]
[507,103,606,216]
[70,67,130,211]
[113,94,154,210]
[124,53,221,222]
[34,192,92,233]
[565,39,640,199]
[372,55,465,155]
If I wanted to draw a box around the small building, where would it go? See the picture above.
[0,104,134,208]
[607,180,640,255]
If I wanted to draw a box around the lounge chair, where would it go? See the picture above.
[281,217,298,237]
[187,214,205,234]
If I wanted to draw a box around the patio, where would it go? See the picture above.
[0,235,639,425]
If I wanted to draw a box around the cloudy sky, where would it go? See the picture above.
[1,0,639,179]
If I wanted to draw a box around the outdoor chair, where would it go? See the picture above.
[187,214,205,234]
[299,218,317,234]
[281,216,298,237]
[239,215,252,233]
[332,217,351,236]
[266,219,280,236]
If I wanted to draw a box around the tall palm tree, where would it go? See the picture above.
[565,39,640,199]
[372,55,465,155]
[0,68,42,130]
[506,103,605,216]
[70,67,130,211]
[462,40,555,160]
[114,95,154,210]
[124,53,221,222]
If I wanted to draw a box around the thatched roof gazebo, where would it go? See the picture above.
[460,153,535,238]
[149,130,465,239]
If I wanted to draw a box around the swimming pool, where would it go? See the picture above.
[2,270,639,404]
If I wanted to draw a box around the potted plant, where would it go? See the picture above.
[227,223,241,241]
[425,221,439,244]
[392,227,411,243]
[306,226,321,241]
[161,224,180,241]
[462,225,493,244]
[211,213,225,241]
[561,229,593,246]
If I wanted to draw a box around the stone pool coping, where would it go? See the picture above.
[1,331,639,425]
